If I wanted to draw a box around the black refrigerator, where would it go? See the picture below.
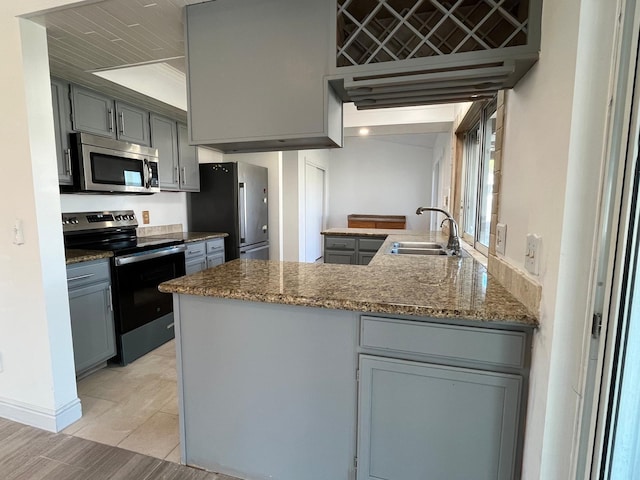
[188,162,269,260]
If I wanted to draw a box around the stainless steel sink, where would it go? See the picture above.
[392,241,444,249]
[390,247,448,256]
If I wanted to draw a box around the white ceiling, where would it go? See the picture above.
[26,0,456,139]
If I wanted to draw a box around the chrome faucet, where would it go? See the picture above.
[415,207,461,255]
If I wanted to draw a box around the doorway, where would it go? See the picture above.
[305,163,325,263]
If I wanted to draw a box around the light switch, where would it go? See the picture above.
[525,234,542,275]
[13,219,24,245]
[496,223,506,255]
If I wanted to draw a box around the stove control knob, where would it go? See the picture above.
[115,215,122,221]
[128,214,135,220]
[72,218,79,224]
[62,219,68,225]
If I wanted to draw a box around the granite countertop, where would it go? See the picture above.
[160,232,538,327]
[66,249,113,265]
[65,232,228,265]
[322,227,422,237]
[140,232,228,243]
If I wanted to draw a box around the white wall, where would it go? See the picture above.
[224,152,283,261]
[496,0,618,478]
[0,2,85,432]
[326,136,434,231]
[281,149,330,262]
[60,192,188,228]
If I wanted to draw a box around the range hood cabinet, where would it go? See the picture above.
[185,0,342,154]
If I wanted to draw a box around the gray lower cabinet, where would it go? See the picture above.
[357,315,530,480]
[185,238,225,273]
[66,259,116,377]
[357,355,522,480]
[324,235,385,265]
[51,78,73,186]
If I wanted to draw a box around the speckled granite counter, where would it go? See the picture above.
[65,250,113,265]
[322,227,421,237]
[140,231,228,243]
[160,232,538,327]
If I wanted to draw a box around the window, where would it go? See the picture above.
[460,101,497,256]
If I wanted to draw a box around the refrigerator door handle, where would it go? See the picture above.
[239,182,247,243]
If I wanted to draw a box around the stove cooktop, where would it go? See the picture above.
[62,210,184,255]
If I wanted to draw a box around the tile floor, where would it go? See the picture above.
[64,340,181,463]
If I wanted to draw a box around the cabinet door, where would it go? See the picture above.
[206,252,225,269]
[357,252,376,266]
[177,123,200,191]
[150,114,180,191]
[324,250,356,265]
[185,258,207,274]
[116,101,150,145]
[70,85,115,138]
[357,356,522,480]
[51,79,73,186]
[68,281,116,376]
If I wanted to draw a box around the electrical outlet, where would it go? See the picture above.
[142,210,150,224]
[496,223,507,255]
[525,234,542,275]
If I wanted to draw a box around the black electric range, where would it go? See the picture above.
[63,211,186,365]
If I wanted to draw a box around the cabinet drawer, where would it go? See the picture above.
[358,237,385,252]
[324,236,356,250]
[206,238,225,254]
[67,259,110,287]
[360,316,527,369]
[185,241,206,259]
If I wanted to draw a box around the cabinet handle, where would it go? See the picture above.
[166,322,175,330]
[118,112,125,135]
[67,273,95,282]
[64,148,72,175]
[107,108,114,132]
[181,166,186,184]
[107,285,113,312]
[174,166,179,184]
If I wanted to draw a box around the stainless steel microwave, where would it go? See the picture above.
[62,132,160,194]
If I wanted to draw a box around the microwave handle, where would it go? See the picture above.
[143,159,150,189]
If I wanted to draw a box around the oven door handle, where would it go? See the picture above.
[114,244,186,266]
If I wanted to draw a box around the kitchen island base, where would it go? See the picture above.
[174,295,359,480]
[171,292,532,480]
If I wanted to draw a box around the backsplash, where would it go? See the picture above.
[136,224,183,237]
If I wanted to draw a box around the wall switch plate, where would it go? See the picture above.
[525,234,542,275]
[496,223,507,255]
[142,211,150,224]
[13,219,24,245]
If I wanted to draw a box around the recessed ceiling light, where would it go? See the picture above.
[143,2,157,7]
[111,38,124,42]
[127,23,140,28]
[84,31,96,35]
[359,127,370,136]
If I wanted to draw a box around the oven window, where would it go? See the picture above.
[91,153,143,186]
[113,253,185,334]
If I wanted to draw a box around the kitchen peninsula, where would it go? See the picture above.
[159,232,537,480]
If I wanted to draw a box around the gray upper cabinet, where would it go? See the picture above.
[115,101,150,146]
[51,78,73,186]
[71,85,115,138]
[185,0,342,153]
[71,85,150,144]
[151,114,180,191]
[151,117,199,192]
[177,123,200,192]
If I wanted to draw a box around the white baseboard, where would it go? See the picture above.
[0,396,82,432]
